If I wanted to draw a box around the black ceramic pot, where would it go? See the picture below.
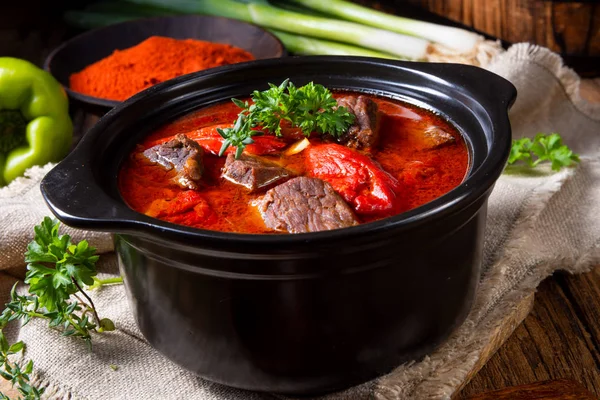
[41,57,516,395]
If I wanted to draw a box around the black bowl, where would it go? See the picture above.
[40,56,516,395]
[43,15,285,112]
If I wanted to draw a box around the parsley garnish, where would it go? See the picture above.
[0,217,123,399]
[217,79,355,157]
[507,133,580,172]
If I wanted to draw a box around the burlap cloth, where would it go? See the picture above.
[1,44,599,400]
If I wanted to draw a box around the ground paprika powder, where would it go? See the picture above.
[69,36,255,101]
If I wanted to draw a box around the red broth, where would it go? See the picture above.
[118,93,469,233]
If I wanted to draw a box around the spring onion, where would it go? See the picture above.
[122,0,433,60]
[64,9,399,60]
[65,0,503,66]
[269,30,399,59]
[287,0,482,53]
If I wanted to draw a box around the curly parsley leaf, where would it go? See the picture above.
[248,79,291,137]
[0,217,123,398]
[507,133,580,172]
[291,81,355,138]
[24,218,99,312]
[218,80,355,158]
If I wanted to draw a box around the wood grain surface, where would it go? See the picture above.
[402,0,600,57]
[465,379,597,399]
[454,294,535,396]
[457,266,600,398]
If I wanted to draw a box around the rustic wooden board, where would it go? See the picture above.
[452,294,535,397]
[402,0,600,57]
[457,266,600,398]
[465,379,598,399]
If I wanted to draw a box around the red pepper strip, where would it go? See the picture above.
[306,143,404,216]
[144,191,216,226]
[146,124,287,156]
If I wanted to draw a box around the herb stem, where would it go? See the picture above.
[65,313,89,338]
[71,278,101,327]
[72,293,92,310]
[97,277,124,285]
[27,312,47,319]
[87,277,124,291]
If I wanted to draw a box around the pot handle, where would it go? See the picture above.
[40,154,140,232]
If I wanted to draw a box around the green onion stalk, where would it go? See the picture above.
[121,0,433,60]
[64,8,403,59]
[269,30,401,59]
[66,0,503,65]
[285,0,503,64]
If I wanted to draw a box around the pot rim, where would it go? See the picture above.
[41,56,516,248]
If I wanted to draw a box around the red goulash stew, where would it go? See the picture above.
[119,89,469,234]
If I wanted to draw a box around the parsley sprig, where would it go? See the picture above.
[0,217,122,399]
[507,133,580,172]
[217,79,355,157]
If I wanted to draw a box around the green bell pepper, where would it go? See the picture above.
[0,57,73,186]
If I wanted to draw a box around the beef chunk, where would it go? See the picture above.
[420,126,455,150]
[255,177,359,233]
[335,95,380,150]
[222,153,292,192]
[143,134,204,190]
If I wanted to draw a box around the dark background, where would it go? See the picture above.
[0,0,501,67]
[0,2,94,65]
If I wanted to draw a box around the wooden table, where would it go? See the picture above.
[458,266,600,398]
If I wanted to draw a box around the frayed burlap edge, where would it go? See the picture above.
[29,373,82,400]
[5,353,85,400]
[0,163,55,200]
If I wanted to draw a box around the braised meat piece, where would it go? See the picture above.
[255,177,359,233]
[222,153,292,192]
[143,134,204,190]
[335,95,380,150]
[420,126,455,150]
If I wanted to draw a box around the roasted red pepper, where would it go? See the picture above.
[147,124,287,156]
[144,190,216,226]
[307,143,404,216]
